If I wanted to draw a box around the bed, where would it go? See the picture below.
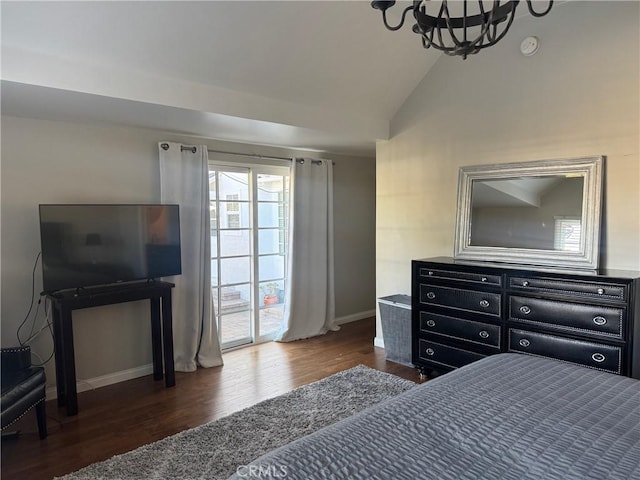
[228,353,640,480]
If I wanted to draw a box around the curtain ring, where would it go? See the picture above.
[161,143,170,151]
[296,159,305,164]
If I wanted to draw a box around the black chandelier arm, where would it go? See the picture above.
[526,0,553,17]
[483,5,517,46]
[380,4,415,31]
[415,1,514,30]
[440,0,497,51]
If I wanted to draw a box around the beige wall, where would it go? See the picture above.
[0,115,376,387]
[376,1,639,339]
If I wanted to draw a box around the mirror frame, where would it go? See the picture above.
[454,156,604,270]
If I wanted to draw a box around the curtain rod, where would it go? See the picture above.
[205,147,292,162]
[205,147,334,165]
[166,144,334,165]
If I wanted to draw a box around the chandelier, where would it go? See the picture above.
[371,0,553,59]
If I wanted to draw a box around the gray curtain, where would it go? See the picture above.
[158,142,223,371]
[275,158,338,342]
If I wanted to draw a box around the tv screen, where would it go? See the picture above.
[39,204,182,293]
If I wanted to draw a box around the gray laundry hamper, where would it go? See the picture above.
[377,294,413,367]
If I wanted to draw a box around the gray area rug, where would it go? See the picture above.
[57,365,416,480]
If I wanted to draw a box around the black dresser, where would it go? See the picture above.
[411,257,640,379]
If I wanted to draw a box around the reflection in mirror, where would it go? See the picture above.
[454,156,604,270]
[470,175,584,251]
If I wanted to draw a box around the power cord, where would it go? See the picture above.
[16,251,55,366]
[16,252,42,345]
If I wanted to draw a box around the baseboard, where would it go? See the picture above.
[335,309,375,325]
[46,363,154,400]
[374,336,385,349]
[43,311,377,399]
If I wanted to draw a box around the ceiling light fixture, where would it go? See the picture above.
[371,0,553,59]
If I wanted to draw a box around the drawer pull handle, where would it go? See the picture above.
[520,306,531,315]
[426,292,436,300]
[522,281,530,287]
[597,288,605,295]
[426,319,436,328]
[428,271,434,276]
[592,353,606,363]
[479,330,490,339]
[425,348,435,356]
[479,300,490,308]
[592,316,607,326]
[481,277,488,282]
[519,339,531,348]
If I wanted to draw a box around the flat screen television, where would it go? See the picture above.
[39,204,182,293]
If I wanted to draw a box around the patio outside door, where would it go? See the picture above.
[209,163,290,349]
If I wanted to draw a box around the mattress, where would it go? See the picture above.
[228,353,640,480]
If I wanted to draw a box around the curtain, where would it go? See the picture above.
[275,158,338,342]
[158,142,223,371]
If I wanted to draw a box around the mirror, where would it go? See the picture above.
[454,156,604,269]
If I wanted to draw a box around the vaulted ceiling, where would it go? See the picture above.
[1,1,442,156]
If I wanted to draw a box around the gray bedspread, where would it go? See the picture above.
[228,353,640,480]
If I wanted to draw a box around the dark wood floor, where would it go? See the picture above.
[2,318,421,480]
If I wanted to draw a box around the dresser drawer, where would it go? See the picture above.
[419,268,501,286]
[509,276,626,301]
[509,296,624,339]
[508,329,622,374]
[419,284,501,317]
[419,311,500,349]
[418,339,486,369]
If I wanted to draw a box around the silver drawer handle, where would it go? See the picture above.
[522,280,530,287]
[592,353,606,363]
[592,316,607,326]
[481,277,488,282]
[428,271,434,276]
[479,300,490,308]
[597,288,605,295]
[425,348,435,356]
[426,319,436,328]
[519,305,531,315]
[479,330,490,339]
[519,339,531,348]
[426,292,436,300]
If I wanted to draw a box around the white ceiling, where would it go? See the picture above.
[1,1,441,156]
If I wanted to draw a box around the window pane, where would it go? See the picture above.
[220,229,251,257]
[221,257,250,284]
[259,305,283,337]
[259,280,284,305]
[259,254,285,281]
[258,202,281,228]
[218,172,249,200]
[211,231,218,256]
[219,201,250,228]
[257,175,284,201]
[210,202,218,230]
[258,229,280,255]
[211,260,218,287]
[209,171,217,198]
[220,310,251,344]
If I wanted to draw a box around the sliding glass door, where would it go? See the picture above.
[209,163,290,349]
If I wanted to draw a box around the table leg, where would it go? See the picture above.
[51,305,67,407]
[150,297,163,381]
[161,292,175,388]
[60,307,78,416]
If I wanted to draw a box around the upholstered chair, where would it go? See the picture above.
[1,346,47,439]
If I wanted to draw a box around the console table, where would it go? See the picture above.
[412,257,640,379]
[47,281,175,416]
